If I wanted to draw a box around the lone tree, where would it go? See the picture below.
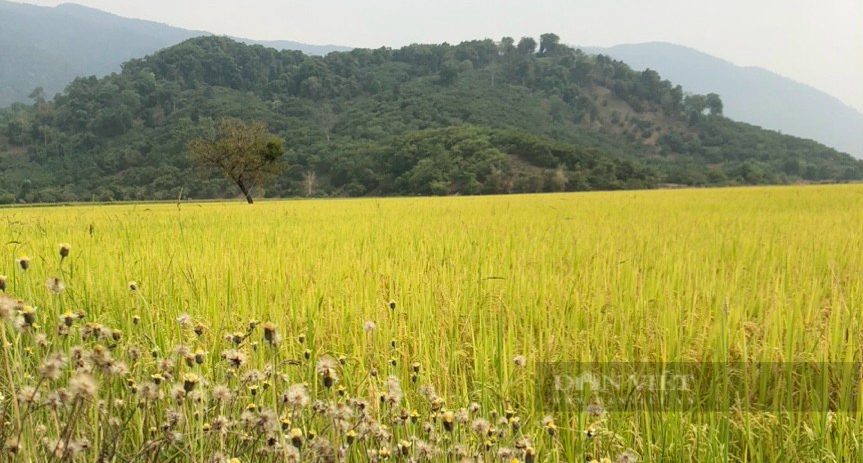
[188,119,286,203]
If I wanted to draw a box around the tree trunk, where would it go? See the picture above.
[236,179,254,204]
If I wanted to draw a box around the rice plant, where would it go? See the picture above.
[1,185,862,461]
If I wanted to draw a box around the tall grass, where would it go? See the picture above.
[1,185,862,461]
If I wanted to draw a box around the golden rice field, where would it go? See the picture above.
[2,185,863,462]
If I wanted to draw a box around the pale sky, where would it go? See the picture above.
[22,0,863,112]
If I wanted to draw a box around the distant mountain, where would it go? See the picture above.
[0,1,350,106]
[582,42,863,158]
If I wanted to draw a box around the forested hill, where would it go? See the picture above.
[583,42,863,158]
[0,35,860,203]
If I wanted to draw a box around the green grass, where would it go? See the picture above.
[1,185,863,462]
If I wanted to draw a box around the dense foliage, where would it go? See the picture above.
[0,35,859,203]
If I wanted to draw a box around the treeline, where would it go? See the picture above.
[0,34,859,203]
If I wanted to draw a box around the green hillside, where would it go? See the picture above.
[0,35,859,203]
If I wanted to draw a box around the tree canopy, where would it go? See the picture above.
[187,119,285,203]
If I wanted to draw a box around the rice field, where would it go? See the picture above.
[2,184,863,462]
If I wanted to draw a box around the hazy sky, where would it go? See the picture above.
[22,0,863,112]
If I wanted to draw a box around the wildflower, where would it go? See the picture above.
[442,411,455,432]
[430,396,445,411]
[171,345,189,358]
[513,355,527,368]
[69,372,98,397]
[388,300,396,310]
[56,323,69,337]
[261,322,277,344]
[221,349,247,368]
[289,428,304,448]
[194,348,206,364]
[20,305,36,327]
[194,323,205,335]
[471,418,491,436]
[315,356,339,388]
[43,277,65,295]
[17,256,30,271]
[303,349,312,360]
[18,386,40,404]
[525,446,537,463]
[398,439,411,456]
[59,243,71,259]
[177,313,193,326]
[139,382,160,401]
[212,415,232,434]
[5,437,20,454]
[584,425,597,438]
[257,408,279,433]
[543,416,557,436]
[132,314,140,325]
[170,384,186,402]
[284,383,310,408]
[211,385,232,403]
[587,402,606,418]
[363,320,376,333]
[128,281,138,291]
[389,357,397,367]
[616,451,639,463]
[61,311,76,327]
[309,437,335,461]
[385,376,403,405]
[39,353,67,380]
[510,416,521,431]
[44,389,70,409]
[497,447,515,460]
[183,373,200,392]
[242,369,264,383]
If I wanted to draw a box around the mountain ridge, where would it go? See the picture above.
[0,0,350,106]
